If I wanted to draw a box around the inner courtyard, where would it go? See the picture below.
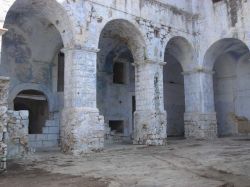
[1,0,250,186]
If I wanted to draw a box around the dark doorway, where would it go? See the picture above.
[14,90,49,134]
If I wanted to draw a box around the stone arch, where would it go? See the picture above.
[9,83,56,112]
[163,36,193,137]
[98,19,146,63]
[3,0,75,48]
[203,38,249,71]
[204,38,250,136]
[164,36,195,71]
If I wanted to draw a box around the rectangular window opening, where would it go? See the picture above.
[113,62,125,84]
[109,120,124,134]
[154,29,160,38]
[57,52,65,92]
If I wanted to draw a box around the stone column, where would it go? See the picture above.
[183,69,217,139]
[60,46,104,155]
[133,60,167,145]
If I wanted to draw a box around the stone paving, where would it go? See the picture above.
[1,137,250,187]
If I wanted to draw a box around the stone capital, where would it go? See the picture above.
[182,68,214,75]
[61,46,100,54]
[0,28,8,36]
[0,76,10,82]
[133,59,166,66]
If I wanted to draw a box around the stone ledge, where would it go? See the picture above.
[0,76,10,81]
[0,28,8,36]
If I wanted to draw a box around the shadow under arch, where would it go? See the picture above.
[97,19,146,144]
[165,36,195,71]
[98,19,146,63]
[163,36,194,137]
[3,0,75,48]
[204,38,250,136]
[203,38,250,71]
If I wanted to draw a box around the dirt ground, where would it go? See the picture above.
[1,137,250,187]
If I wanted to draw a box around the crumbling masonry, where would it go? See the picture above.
[0,0,250,159]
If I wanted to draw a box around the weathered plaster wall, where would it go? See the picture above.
[214,53,237,136]
[0,4,65,150]
[235,53,250,135]
[1,11,62,93]
[198,0,250,136]
[97,38,135,141]
[195,0,250,68]
[84,0,194,63]
[157,0,193,12]
[214,51,250,136]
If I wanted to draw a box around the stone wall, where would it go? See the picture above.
[0,76,29,171]
[6,110,29,158]
[0,76,9,172]
[2,0,250,155]
[29,118,59,150]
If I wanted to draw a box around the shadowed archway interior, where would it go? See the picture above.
[205,39,250,136]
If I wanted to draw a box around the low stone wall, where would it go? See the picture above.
[0,76,9,172]
[29,112,60,150]
[0,76,29,171]
[6,110,29,158]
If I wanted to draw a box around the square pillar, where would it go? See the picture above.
[133,60,167,145]
[183,69,217,139]
[61,47,104,155]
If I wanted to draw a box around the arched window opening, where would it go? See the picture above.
[57,52,65,92]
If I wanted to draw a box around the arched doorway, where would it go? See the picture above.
[204,38,250,136]
[163,56,185,137]
[97,19,144,145]
[14,90,49,134]
[164,37,193,138]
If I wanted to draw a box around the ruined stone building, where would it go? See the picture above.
[0,0,250,162]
